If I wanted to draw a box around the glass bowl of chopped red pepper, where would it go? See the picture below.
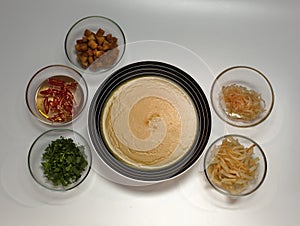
[28,129,92,191]
[25,64,88,126]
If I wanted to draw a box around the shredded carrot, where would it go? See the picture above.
[221,84,265,121]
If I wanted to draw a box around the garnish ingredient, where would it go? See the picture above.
[206,136,259,195]
[41,136,88,187]
[75,28,119,70]
[38,76,79,123]
[221,84,265,121]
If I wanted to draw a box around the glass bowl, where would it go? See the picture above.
[203,134,267,197]
[25,64,88,126]
[28,129,92,191]
[210,66,274,127]
[64,15,126,74]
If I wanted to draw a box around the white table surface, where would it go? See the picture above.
[1,0,299,225]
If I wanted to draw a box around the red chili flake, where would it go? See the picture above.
[44,98,49,114]
[48,78,65,87]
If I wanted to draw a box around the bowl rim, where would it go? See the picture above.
[64,15,127,74]
[25,64,89,126]
[210,65,275,128]
[27,128,92,191]
[203,134,268,197]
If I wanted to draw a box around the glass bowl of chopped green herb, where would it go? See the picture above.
[28,129,92,191]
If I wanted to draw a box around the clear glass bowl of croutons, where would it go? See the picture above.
[64,16,126,74]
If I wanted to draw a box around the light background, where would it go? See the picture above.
[0,0,299,225]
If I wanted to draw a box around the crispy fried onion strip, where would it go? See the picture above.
[221,84,265,121]
[207,136,259,194]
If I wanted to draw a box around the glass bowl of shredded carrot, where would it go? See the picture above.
[210,66,274,127]
[203,134,267,197]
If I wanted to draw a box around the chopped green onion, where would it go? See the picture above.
[41,136,88,187]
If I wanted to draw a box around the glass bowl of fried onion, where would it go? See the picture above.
[210,66,274,127]
[203,134,267,197]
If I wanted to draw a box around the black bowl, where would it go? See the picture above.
[88,61,211,182]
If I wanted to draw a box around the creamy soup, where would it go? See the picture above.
[101,76,198,170]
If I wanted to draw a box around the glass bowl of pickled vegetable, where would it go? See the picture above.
[64,15,126,74]
[25,65,88,126]
[28,129,92,191]
[203,134,267,197]
[210,66,274,127]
